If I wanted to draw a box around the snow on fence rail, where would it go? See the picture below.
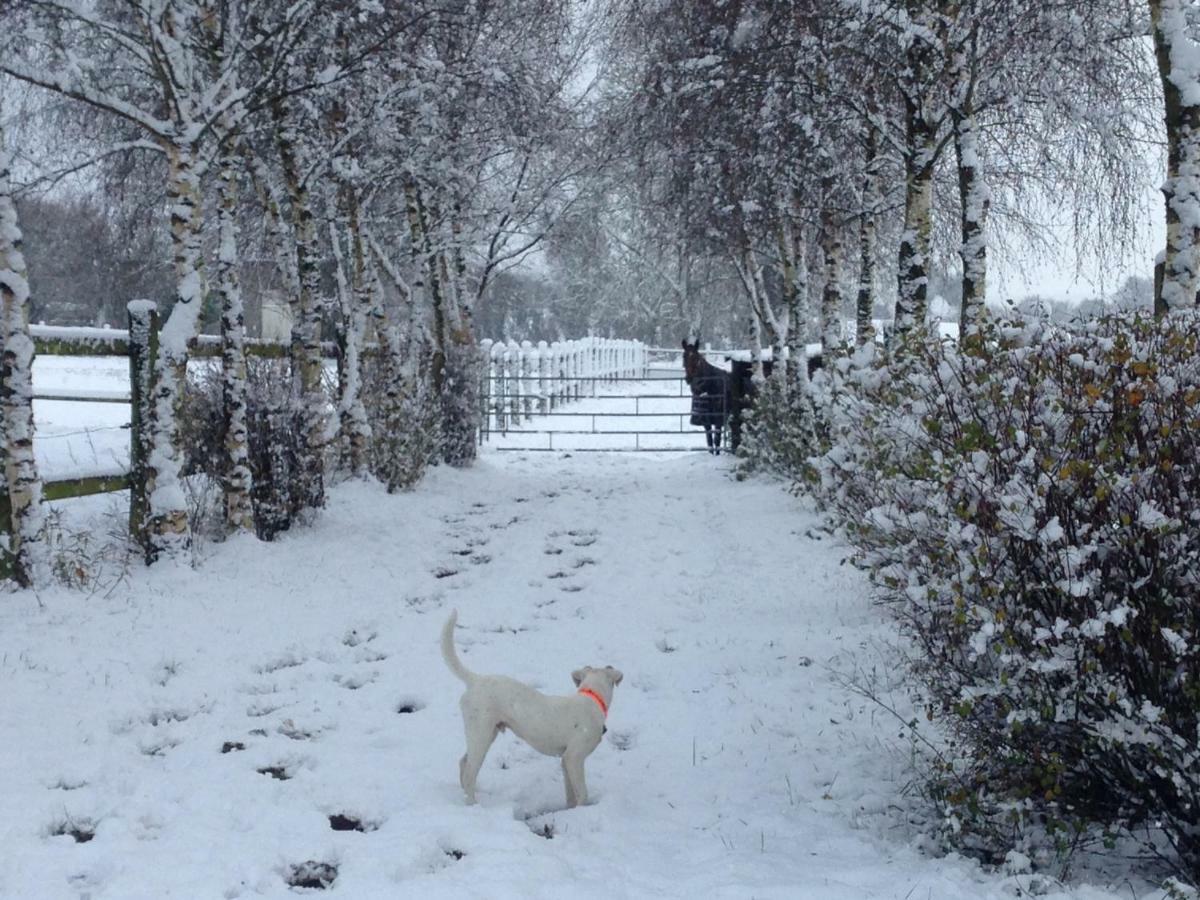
[477,338,647,436]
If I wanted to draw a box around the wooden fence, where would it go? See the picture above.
[23,310,303,500]
[0,306,313,575]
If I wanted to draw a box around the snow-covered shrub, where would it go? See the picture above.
[817,314,1200,876]
[247,403,311,540]
[362,353,439,492]
[177,359,309,540]
[438,340,482,467]
[735,375,827,485]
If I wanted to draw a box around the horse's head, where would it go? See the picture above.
[681,339,702,385]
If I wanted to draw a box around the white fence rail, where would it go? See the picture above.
[478,337,648,436]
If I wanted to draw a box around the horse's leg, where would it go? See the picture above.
[704,424,715,454]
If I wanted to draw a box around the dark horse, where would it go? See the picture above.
[682,340,732,454]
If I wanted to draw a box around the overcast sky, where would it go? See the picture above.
[988,161,1165,306]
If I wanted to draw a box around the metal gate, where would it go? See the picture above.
[478,349,726,453]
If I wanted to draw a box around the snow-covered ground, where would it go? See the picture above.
[2,366,1167,899]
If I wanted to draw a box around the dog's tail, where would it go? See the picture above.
[440,609,474,684]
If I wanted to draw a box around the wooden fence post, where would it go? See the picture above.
[127,300,158,559]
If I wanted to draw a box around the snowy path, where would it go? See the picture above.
[0,452,1136,899]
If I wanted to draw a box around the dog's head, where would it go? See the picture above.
[572,666,623,690]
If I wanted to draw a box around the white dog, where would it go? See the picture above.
[440,610,623,808]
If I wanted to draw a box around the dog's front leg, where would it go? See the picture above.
[562,750,588,808]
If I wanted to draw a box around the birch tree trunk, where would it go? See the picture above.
[954,107,989,336]
[329,223,355,471]
[895,100,937,336]
[441,212,480,467]
[365,231,410,388]
[0,139,47,587]
[272,98,326,509]
[749,247,785,375]
[895,4,942,338]
[405,180,443,386]
[365,233,422,491]
[777,217,808,391]
[451,204,470,319]
[216,137,254,533]
[405,182,478,466]
[734,245,768,382]
[856,126,880,347]
[1150,0,1200,315]
[335,187,371,476]
[145,141,206,560]
[747,291,766,384]
[949,20,989,339]
[819,187,845,358]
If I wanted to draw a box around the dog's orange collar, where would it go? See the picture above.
[578,687,608,717]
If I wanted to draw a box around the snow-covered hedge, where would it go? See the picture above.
[816,314,1200,877]
[734,375,826,484]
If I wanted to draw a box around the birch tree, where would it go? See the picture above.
[890,0,951,336]
[1150,0,1200,314]
[266,92,327,508]
[214,121,253,532]
[856,123,883,345]
[0,0,319,559]
[357,0,588,466]
[818,176,848,357]
[0,120,47,587]
[940,0,1152,333]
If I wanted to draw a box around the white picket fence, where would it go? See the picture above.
[479,337,648,435]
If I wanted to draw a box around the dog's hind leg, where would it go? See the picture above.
[561,758,577,808]
[460,719,500,804]
[562,750,588,808]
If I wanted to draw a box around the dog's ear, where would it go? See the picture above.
[607,667,624,686]
[572,668,589,687]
